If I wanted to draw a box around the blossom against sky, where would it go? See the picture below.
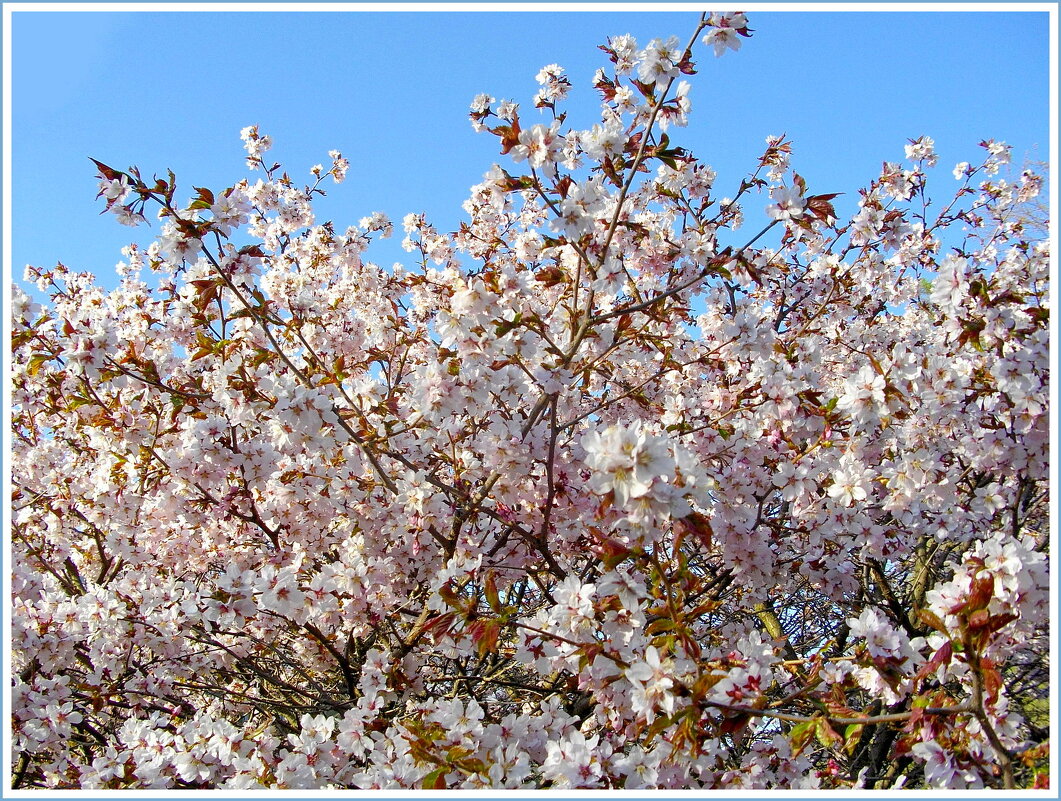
[7,6,1051,290]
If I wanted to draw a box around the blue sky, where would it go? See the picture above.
[8,6,1052,293]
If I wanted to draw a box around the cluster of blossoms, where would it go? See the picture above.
[581,422,709,542]
[11,11,1049,791]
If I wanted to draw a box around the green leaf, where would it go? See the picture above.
[643,711,674,745]
[484,572,501,614]
[646,617,676,635]
[789,720,815,756]
[493,312,523,337]
[843,723,864,755]
[814,717,842,748]
[422,768,447,790]
[26,353,51,375]
[12,330,34,349]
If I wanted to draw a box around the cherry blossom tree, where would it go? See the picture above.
[10,11,1050,790]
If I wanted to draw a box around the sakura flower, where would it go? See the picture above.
[582,424,650,504]
[608,33,639,74]
[847,607,903,658]
[82,749,129,788]
[626,645,672,691]
[910,740,981,788]
[580,120,625,161]
[257,569,307,621]
[328,149,349,183]
[836,364,886,419]
[703,12,749,57]
[551,575,596,625]
[511,123,564,171]
[173,749,214,784]
[851,665,907,705]
[626,645,676,722]
[637,36,682,88]
[772,460,817,502]
[972,482,1007,516]
[98,174,131,203]
[295,713,336,746]
[582,422,675,507]
[112,204,147,226]
[535,63,571,104]
[158,221,202,263]
[818,659,853,686]
[42,701,83,738]
[928,253,969,312]
[359,211,393,238]
[765,184,805,221]
[597,567,646,611]
[658,79,692,130]
[904,135,938,167]
[981,138,1011,174]
[469,93,493,114]
[210,189,251,236]
[496,99,519,121]
[541,729,603,787]
[612,84,637,113]
[879,162,917,200]
[613,744,663,789]
[827,454,872,508]
[240,124,273,167]
[336,706,372,759]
